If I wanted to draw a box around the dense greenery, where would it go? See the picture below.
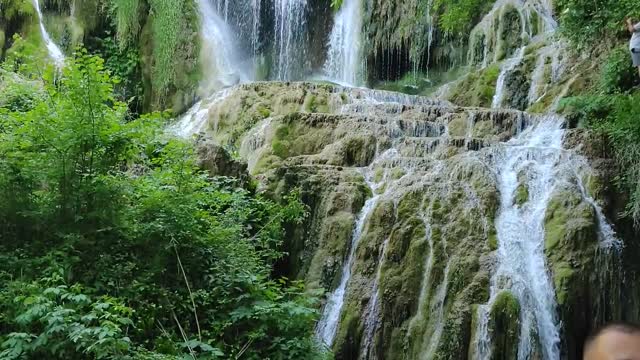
[557,0,640,226]
[0,53,327,359]
[556,0,639,48]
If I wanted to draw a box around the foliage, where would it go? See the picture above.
[111,0,143,46]
[561,91,640,226]
[599,46,638,94]
[0,53,326,359]
[432,0,495,36]
[147,0,199,96]
[92,35,144,114]
[0,0,35,23]
[1,274,134,360]
[556,0,639,47]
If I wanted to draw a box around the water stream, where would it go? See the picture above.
[491,47,525,109]
[33,0,65,67]
[316,181,382,346]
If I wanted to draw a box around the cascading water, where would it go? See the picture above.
[197,0,253,93]
[316,179,382,346]
[273,0,308,80]
[32,0,65,67]
[172,80,627,358]
[323,0,363,86]
[492,47,525,109]
[213,0,262,56]
[475,116,565,360]
[171,89,232,137]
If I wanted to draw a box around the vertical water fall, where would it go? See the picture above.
[33,0,65,67]
[274,0,308,80]
[197,0,253,93]
[475,116,565,360]
[324,0,364,86]
[316,181,381,346]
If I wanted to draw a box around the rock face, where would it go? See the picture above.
[180,82,638,360]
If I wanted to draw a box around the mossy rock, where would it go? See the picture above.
[448,64,500,107]
[488,290,521,360]
[514,183,529,206]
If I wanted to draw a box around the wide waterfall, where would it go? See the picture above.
[273,0,308,80]
[197,0,253,93]
[164,0,630,357]
[323,0,364,86]
[32,0,65,67]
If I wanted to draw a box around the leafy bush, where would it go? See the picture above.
[433,0,495,36]
[599,46,638,93]
[0,52,326,359]
[556,0,639,47]
[562,92,640,226]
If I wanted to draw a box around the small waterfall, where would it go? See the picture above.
[475,116,565,360]
[273,0,308,80]
[197,0,253,93]
[492,47,525,109]
[324,0,363,86]
[316,182,382,346]
[32,0,65,67]
[527,42,567,107]
[171,88,232,137]
[360,236,390,359]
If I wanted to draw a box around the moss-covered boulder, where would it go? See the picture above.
[488,291,521,360]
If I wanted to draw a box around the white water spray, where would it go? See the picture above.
[33,0,65,67]
[197,0,253,93]
[324,0,363,86]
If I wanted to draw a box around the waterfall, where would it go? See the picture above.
[213,0,261,56]
[197,0,253,93]
[324,0,363,87]
[171,88,232,137]
[475,116,565,360]
[491,47,525,109]
[273,0,308,80]
[32,0,65,67]
[316,182,382,346]
[360,236,390,359]
[250,0,261,55]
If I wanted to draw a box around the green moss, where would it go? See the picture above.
[448,64,500,107]
[495,5,524,61]
[257,105,271,118]
[447,114,471,137]
[489,291,521,360]
[514,183,529,206]
[472,120,494,138]
[488,230,498,251]
[147,0,199,108]
[334,307,364,357]
[113,0,143,46]
[552,262,575,306]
